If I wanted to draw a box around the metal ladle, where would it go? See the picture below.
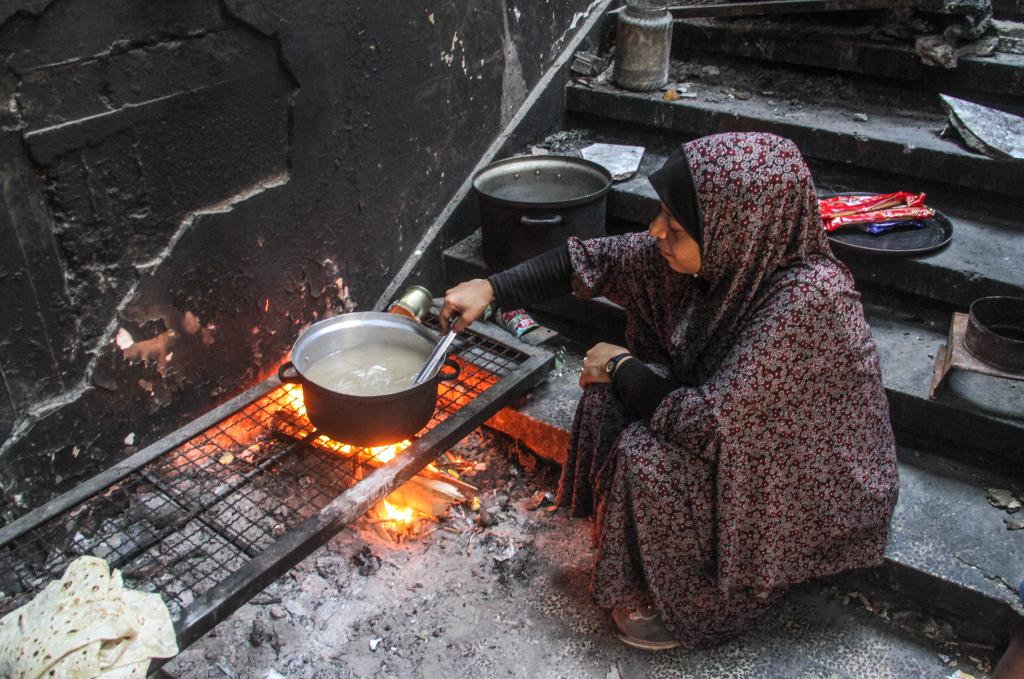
[413,313,460,386]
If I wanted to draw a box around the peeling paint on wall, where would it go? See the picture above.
[556,0,605,50]
[500,0,528,127]
[0,0,601,515]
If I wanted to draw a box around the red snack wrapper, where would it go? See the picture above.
[818,192,927,220]
[497,308,539,338]
[823,206,935,232]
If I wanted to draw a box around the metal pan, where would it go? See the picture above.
[964,296,1024,373]
[277,312,460,446]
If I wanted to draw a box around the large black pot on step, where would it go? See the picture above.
[474,155,612,268]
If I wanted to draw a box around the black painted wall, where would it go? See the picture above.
[0,0,599,517]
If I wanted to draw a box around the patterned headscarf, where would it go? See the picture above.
[567,132,897,594]
[681,132,836,379]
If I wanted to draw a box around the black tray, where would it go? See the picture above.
[821,192,954,257]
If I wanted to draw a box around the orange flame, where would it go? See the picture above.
[381,498,414,526]
[281,383,307,417]
[271,361,500,540]
[315,437,413,462]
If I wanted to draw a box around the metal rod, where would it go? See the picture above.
[414,313,461,385]
[136,470,262,560]
[609,0,944,19]
[132,430,320,560]
[0,378,280,547]
[427,302,550,361]
[171,350,553,650]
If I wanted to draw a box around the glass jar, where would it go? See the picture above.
[613,0,673,92]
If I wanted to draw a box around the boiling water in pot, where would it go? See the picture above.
[304,343,427,396]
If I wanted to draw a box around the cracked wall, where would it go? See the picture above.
[0,0,596,517]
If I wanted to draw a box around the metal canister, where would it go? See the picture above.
[613,0,673,92]
[388,285,433,322]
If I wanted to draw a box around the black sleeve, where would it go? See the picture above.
[612,358,678,420]
[487,244,572,309]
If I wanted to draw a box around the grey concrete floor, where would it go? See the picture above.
[164,428,986,679]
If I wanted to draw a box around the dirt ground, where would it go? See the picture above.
[165,428,971,679]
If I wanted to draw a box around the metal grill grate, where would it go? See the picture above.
[0,317,545,630]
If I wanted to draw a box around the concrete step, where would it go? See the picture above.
[443,233,1024,478]
[995,0,1024,21]
[564,55,1024,198]
[669,18,1024,101]
[477,337,1024,648]
[603,150,1024,310]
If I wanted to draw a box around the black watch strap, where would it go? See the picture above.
[605,352,634,377]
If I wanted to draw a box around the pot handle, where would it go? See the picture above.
[439,358,461,382]
[520,215,564,227]
[278,361,302,384]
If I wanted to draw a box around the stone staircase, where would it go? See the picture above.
[442,6,1023,671]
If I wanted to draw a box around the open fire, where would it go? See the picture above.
[278,383,468,541]
[1,304,543,659]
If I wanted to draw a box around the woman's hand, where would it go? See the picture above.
[441,279,495,332]
[580,342,631,387]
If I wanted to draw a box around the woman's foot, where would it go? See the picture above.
[611,604,682,651]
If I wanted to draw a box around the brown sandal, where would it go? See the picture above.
[611,605,682,651]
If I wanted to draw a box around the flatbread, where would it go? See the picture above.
[97,660,148,679]
[102,589,177,670]
[0,558,137,678]
[40,640,101,678]
[0,557,177,679]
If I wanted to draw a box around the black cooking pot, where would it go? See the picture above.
[474,155,612,268]
[964,296,1024,373]
[277,312,460,447]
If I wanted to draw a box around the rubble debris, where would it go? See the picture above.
[956,34,998,57]
[269,605,287,620]
[527,490,550,510]
[942,0,992,41]
[985,487,1021,511]
[516,447,538,474]
[1005,516,1024,531]
[983,489,1015,510]
[491,539,535,587]
[996,20,1024,55]
[532,129,588,156]
[352,545,383,576]
[662,81,698,101]
[571,51,610,77]
[940,95,1024,160]
[248,618,277,648]
[369,637,382,652]
[581,143,646,181]
[476,506,499,528]
[917,34,959,67]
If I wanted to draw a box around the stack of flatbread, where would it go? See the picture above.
[0,556,178,678]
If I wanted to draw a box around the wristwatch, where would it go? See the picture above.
[604,353,634,378]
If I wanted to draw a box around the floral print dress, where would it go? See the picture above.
[557,132,899,647]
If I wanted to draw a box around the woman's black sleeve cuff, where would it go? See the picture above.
[487,244,572,310]
[612,359,678,420]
